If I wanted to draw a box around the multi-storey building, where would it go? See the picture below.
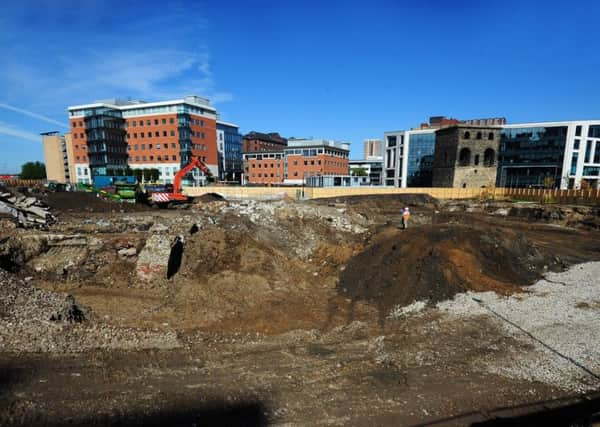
[68,95,219,183]
[384,116,507,188]
[216,121,243,182]
[383,129,437,187]
[499,120,600,189]
[243,138,350,185]
[432,125,500,188]
[41,132,76,183]
[242,131,287,153]
[349,159,383,185]
[363,139,382,159]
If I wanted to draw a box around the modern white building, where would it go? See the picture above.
[499,120,600,189]
[349,159,383,185]
[383,129,436,187]
[384,119,600,189]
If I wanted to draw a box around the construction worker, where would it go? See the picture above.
[401,207,411,229]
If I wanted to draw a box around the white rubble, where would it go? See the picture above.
[437,261,600,392]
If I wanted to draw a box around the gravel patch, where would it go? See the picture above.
[0,269,180,353]
[437,261,600,392]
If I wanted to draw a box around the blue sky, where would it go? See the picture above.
[1,0,599,172]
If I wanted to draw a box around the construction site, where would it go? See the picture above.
[1,184,600,426]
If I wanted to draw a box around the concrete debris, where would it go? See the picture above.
[0,189,55,228]
[437,261,600,392]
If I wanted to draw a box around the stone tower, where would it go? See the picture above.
[432,125,500,188]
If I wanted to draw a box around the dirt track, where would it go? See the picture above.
[1,192,600,425]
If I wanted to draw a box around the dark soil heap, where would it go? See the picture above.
[338,224,556,315]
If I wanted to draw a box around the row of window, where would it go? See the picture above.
[125,117,206,127]
[132,155,178,162]
[249,171,343,179]
[73,133,85,139]
[128,130,175,138]
[463,131,495,140]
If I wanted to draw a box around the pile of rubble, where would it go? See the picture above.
[0,189,55,228]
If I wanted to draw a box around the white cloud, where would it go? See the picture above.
[0,122,41,143]
[0,103,68,128]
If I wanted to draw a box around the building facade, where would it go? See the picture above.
[41,132,76,183]
[498,120,600,189]
[432,126,500,188]
[349,159,383,185]
[216,121,243,182]
[68,96,219,183]
[242,131,287,153]
[243,139,350,185]
[363,139,382,159]
[383,129,436,187]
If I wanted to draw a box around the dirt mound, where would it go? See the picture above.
[338,224,555,318]
[193,192,226,203]
[315,193,439,209]
[39,192,149,213]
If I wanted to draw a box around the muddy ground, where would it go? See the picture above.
[1,192,600,425]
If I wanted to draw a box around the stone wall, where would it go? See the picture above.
[433,126,500,188]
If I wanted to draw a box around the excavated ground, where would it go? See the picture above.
[1,191,600,425]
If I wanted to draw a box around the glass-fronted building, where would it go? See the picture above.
[500,121,600,189]
[216,121,243,182]
[383,129,436,187]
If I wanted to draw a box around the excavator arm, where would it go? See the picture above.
[151,156,211,204]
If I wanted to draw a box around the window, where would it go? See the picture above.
[459,148,471,166]
[483,148,495,167]
[476,132,482,140]
[132,121,136,127]
[162,118,166,124]
[576,125,582,137]
[142,155,147,161]
[135,156,139,161]
[172,155,176,160]
[155,131,159,137]
[154,119,159,125]
[574,139,580,150]
[163,131,167,137]
[73,122,77,128]
[464,131,471,139]
[171,143,176,148]
[139,120,143,126]
[149,144,153,149]
[156,144,161,149]
[170,130,175,136]
[157,155,162,161]
[585,141,593,162]
[169,118,174,124]
[133,133,137,138]
[79,121,83,127]
[488,132,494,140]
[146,120,151,126]
[141,144,145,150]
[149,155,154,161]
[80,133,84,138]
[134,144,138,150]
[140,132,144,138]
[74,133,78,139]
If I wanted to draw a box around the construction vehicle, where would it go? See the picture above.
[144,157,212,207]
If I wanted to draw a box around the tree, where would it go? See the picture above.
[20,161,46,179]
[351,167,368,177]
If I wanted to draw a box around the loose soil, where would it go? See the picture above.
[2,191,600,425]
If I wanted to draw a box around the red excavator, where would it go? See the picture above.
[149,156,211,206]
